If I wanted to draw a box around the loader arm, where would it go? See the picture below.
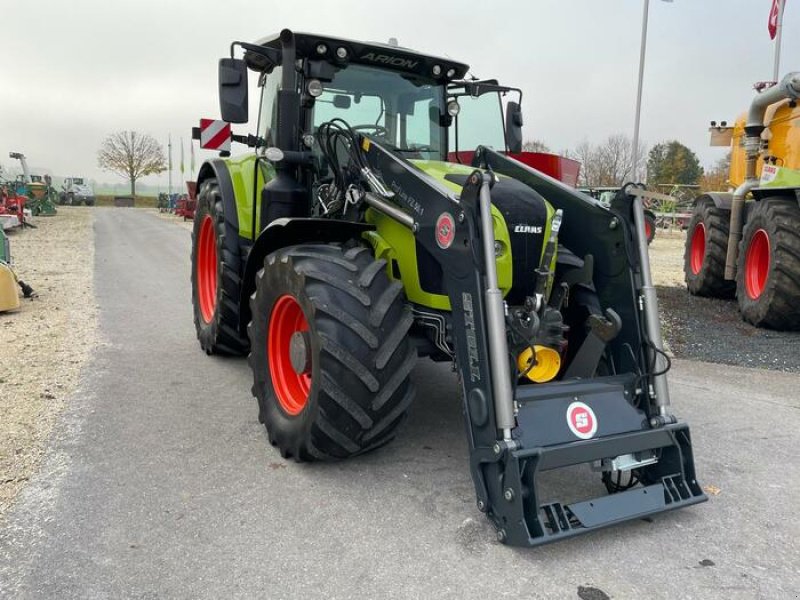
[361,140,706,546]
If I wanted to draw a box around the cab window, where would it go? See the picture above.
[257,67,282,146]
[449,91,506,154]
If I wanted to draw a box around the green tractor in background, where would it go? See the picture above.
[190,30,705,546]
[8,152,57,216]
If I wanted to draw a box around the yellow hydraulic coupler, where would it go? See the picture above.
[517,345,561,383]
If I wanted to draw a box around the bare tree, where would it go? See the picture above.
[571,140,596,187]
[97,131,167,196]
[570,134,646,187]
[522,139,551,153]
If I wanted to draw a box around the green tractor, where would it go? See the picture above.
[8,153,57,216]
[191,30,705,546]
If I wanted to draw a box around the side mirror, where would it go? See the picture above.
[332,95,351,109]
[505,101,523,153]
[218,58,248,123]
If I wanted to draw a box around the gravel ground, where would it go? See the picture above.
[0,207,97,518]
[650,229,800,372]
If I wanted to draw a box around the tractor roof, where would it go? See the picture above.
[247,31,469,83]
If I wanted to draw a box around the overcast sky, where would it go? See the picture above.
[1,0,797,190]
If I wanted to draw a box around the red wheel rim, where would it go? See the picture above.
[690,222,706,275]
[745,229,770,300]
[268,295,311,416]
[196,215,218,323]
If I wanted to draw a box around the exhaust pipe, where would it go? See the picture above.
[725,72,800,279]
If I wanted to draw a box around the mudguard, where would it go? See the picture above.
[238,218,374,335]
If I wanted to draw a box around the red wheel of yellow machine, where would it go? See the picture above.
[744,228,770,300]
[196,214,218,323]
[689,222,706,275]
[268,295,311,416]
[644,212,656,244]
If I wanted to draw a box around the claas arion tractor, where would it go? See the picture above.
[191,30,705,546]
[687,73,800,330]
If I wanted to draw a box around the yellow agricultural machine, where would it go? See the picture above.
[0,228,35,312]
[686,73,800,329]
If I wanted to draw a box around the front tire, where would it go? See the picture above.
[736,198,800,330]
[248,244,417,461]
[683,198,735,298]
[191,177,248,355]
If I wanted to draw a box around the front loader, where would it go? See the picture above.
[191,30,705,546]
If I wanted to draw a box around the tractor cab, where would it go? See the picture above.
[227,31,522,166]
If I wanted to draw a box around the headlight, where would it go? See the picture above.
[307,79,323,97]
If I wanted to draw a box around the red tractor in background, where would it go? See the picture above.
[174,181,198,221]
[0,180,28,229]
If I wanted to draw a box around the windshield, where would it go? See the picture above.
[450,92,505,155]
[312,64,446,160]
[73,178,84,185]
[447,83,521,163]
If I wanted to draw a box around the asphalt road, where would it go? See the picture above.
[1,208,798,599]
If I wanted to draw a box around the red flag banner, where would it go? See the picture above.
[769,0,783,40]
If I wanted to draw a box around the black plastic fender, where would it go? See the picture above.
[238,218,374,335]
[695,192,733,211]
[195,159,240,235]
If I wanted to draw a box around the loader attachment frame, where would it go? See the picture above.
[361,141,706,546]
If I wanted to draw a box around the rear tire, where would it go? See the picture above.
[191,177,248,355]
[248,243,417,461]
[736,198,800,330]
[683,198,735,298]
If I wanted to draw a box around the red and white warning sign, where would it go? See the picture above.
[566,401,598,440]
[199,119,231,152]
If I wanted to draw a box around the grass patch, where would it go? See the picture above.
[95,195,159,208]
